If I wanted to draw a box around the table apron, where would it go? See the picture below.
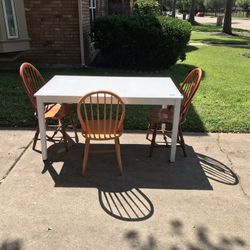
[36,96,182,106]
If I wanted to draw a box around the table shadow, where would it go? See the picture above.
[43,142,219,190]
[42,141,238,221]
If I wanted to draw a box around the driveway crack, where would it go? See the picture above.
[0,139,33,186]
[217,134,250,200]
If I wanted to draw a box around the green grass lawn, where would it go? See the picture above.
[0,43,250,132]
[192,23,249,33]
[180,45,250,132]
[190,32,250,44]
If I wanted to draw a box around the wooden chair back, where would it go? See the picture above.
[20,62,45,110]
[77,90,125,140]
[179,67,202,121]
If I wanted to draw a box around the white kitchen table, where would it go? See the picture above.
[35,75,183,162]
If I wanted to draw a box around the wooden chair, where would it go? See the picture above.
[19,62,79,151]
[77,90,125,176]
[146,67,202,157]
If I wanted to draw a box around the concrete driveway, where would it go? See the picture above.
[0,130,250,249]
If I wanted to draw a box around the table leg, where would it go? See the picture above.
[37,98,47,160]
[170,100,181,162]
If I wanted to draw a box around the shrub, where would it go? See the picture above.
[134,0,160,15]
[94,15,192,71]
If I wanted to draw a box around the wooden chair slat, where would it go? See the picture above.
[114,100,120,135]
[109,95,113,136]
[104,93,107,136]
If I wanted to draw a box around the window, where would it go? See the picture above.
[2,0,19,39]
[89,0,96,41]
[0,0,29,53]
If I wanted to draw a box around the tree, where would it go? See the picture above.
[176,0,190,19]
[189,0,196,24]
[223,0,233,34]
[172,0,177,17]
[204,0,226,15]
[236,0,250,17]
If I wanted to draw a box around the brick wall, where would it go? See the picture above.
[97,0,108,16]
[23,0,81,65]
[0,0,108,68]
[108,0,132,15]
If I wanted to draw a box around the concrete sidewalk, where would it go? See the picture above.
[0,129,249,250]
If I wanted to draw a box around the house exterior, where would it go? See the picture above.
[0,0,109,68]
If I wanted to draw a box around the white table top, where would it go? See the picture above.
[35,75,183,105]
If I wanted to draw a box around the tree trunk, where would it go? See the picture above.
[159,0,163,15]
[223,0,233,34]
[172,0,176,18]
[189,0,196,24]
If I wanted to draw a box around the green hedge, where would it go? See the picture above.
[94,15,192,70]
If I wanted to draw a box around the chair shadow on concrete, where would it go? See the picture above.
[197,153,239,185]
[42,140,239,221]
[32,130,77,154]
[98,184,154,221]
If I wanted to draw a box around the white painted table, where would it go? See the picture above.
[35,75,183,162]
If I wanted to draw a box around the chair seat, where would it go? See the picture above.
[149,108,173,124]
[82,120,123,140]
[149,107,184,125]
[44,103,72,120]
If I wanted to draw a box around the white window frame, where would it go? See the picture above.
[2,0,19,39]
[89,0,96,41]
[89,0,96,23]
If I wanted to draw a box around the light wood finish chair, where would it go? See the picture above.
[20,62,78,151]
[77,90,125,176]
[146,67,202,157]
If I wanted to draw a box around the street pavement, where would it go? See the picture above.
[195,16,250,31]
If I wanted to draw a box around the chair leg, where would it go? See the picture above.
[179,126,187,157]
[146,122,152,141]
[163,130,168,147]
[149,124,157,157]
[69,114,79,143]
[59,119,69,152]
[115,137,123,175]
[82,138,90,176]
[32,127,40,150]
[49,126,59,141]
